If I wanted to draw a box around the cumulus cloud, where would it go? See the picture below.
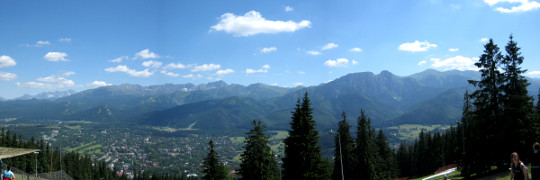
[418,60,428,66]
[449,48,459,52]
[142,60,163,69]
[110,56,128,63]
[0,55,16,68]
[134,49,160,60]
[59,38,72,42]
[527,71,540,76]
[398,41,437,52]
[192,64,221,72]
[88,81,111,87]
[105,65,153,77]
[210,10,311,37]
[430,56,478,70]
[164,63,188,69]
[480,38,489,43]
[160,70,180,77]
[216,69,235,75]
[43,52,69,62]
[352,60,359,65]
[324,58,350,67]
[484,0,540,13]
[350,48,363,52]
[0,72,17,81]
[295,82,304,86]
[246,65,270,74]
[322,43,338,50]
[17,73,76,89]
[306,51,322,55]
[261,47,277,53]
[285,6,294,12]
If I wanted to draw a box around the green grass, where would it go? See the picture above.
[230,137,245,144]
[64,125,81,130]
[270,130,288,140]
[386,124,451,141]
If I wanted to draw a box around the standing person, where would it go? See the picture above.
[532,142,540,180]
[2,166,15,180]
[510,152,528,180]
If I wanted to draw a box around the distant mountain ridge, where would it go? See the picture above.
[2,69,539,130]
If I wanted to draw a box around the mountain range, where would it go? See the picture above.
[2,69,540,130]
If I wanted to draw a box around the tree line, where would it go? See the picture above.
[202,35,540,180]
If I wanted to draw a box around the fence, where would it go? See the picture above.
[1,163,74,180]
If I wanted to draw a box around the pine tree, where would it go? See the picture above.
[203,140,227,180]
[240,120,279,180]
[375,130,398,180]
[332,112,355,180]
[354,110,376,180]
[282,92,325,179]
[465,38,505,174]
[500,35,535,162]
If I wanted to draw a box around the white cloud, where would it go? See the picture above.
[398,41,437,52]
[110,56,128,63]
[306,51,322,55]
[17,73,76,89]
[285,6,294,12]
[295,82,304,86]
[36,41,50,46]
[418,60,428,66]
[324,58,349,67]
[105,65,153,77]
[480,38,489,43]
[484,0,540,13]
[352,60,359,65]
[192,64,221,72]
[164,63,188,69]
[0,55,16,68]
[216,69,235,75]
[59,38,72,42]
[134,49,160,60]
[88,81,111,87]
[182,74,203,79]
[322,43,338,50]
[350,48,363,52]
[160,70,180,77]
[246,65,270,74]
[142,60,163,69]
[63,71,75,77]
[25,40,50,47]
[0,71,17,81]
[261,47,277,53]
[210,10,311,37]
[43,52,69,62]
[449,48,459,52]
[430,56,478,70]
[527,71,540,76]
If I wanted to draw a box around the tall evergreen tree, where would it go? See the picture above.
[375,130,398,180]
[203,140,227,180]
[354,110,376,180]
[332,112,355,180]
[465,38,505,174]
[282,92,326,180]
[501,35,536,162]
[240,120,279,180]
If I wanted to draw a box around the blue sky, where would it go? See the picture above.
[1,0,540,99]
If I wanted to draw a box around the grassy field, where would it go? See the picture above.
[386,124,451,142]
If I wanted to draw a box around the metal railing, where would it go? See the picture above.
[1,163,74,180]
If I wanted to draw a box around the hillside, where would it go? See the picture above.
[3,69,538,130]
